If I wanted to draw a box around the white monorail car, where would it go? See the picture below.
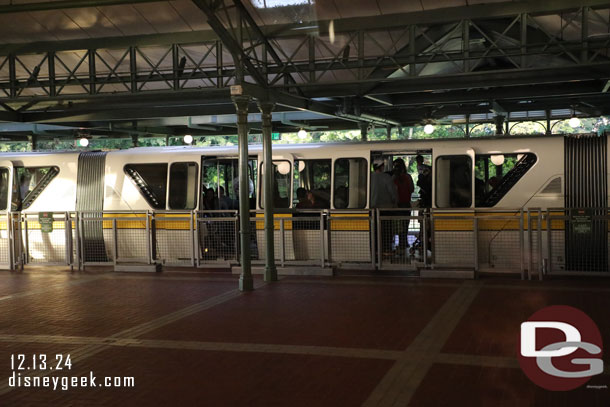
[1,133,606,271]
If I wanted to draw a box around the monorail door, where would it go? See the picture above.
[0,161,12,212]
[370,150,432,266]
[0,161,14,268]
[76,152,108,262]
[200,157,258,260]
[564,135,608,272]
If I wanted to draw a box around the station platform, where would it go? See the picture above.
[0,267,608,406]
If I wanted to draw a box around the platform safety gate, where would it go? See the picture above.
[2,208,608,278]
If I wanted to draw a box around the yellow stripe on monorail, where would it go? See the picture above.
[255,213,293,230]
[330,213,369,231]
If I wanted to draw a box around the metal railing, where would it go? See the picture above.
[0,207,607,278]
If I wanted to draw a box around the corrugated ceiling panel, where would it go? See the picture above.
[96,5,157,36]
[62,8,124,38]
[27,10,88,41]
[313,0,340,20]
[0,13,54,42]
[170,0,210,31]
[131,2,193,33]
[376,0,422,15]
[421,0,466,11]
[332,0,381,19]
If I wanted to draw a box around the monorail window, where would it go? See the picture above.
[475,153,537,207]
[333,158,367,209]
[12,166,60,211]
[124,164,167,209]
[293,159,331,209]
[169,162,198,210]
[259,161,291,209]
[201,158,257,210]
[0,168,8,211]
[435,155,472,208]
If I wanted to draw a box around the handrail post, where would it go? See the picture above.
[189,210,195,267]
[320,211,325,268]
[519,208,524,280]
[64,212,72,269]
[376,209,382,270]
[423,212,428,268]
[79,212,85,270]
[23,213,29,265]
[280,218,285,267]
[75,212,81,270]
[545,209,551,277]
[112,218,118,266]
[430,211,436,269]
[527,209,532,280]
[538,210,543,280]
[326,211,332,266]
[7,212,13,270]
[370,209,376,269]
[473,216,479,277]
[146,211,152,265]
[193,211,199,268]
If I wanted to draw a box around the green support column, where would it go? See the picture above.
[360,122,368,141]
[233,95,254,291]
[258,100,278,282]
[28,135,37,151]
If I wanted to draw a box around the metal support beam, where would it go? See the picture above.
[0,0,161,14]
[259,99,277,282]
[28,134,37,151]
[494,115,505,135]
[88,49,96,95]
[233,94,253,291]
[360,121,368,142]
[192,0,266,86]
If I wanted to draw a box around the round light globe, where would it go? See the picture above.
[297,129,307,139]
[569,117,581,128]
[183,134,193,144]
[277,161,291,175]
[490,154,505,166]
[423,124,435,134]
[78,137,89,147]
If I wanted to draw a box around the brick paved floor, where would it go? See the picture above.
[0,268,608,406]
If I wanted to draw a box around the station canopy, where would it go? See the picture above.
[0,0,609,139]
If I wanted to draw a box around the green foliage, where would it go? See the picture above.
[3,116,609,152]
[0,142,30,152]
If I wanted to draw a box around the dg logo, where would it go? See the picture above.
[518,305,604,391]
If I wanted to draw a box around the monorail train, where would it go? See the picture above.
[0,132,606,271]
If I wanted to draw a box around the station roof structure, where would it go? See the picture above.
[0,0,609,140]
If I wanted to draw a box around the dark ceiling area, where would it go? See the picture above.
[0,0,609,141]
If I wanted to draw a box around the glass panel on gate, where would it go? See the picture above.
[333,158,367,209]
[259,161,291,209]
[169,162,198,210]
[435,155,472,208]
